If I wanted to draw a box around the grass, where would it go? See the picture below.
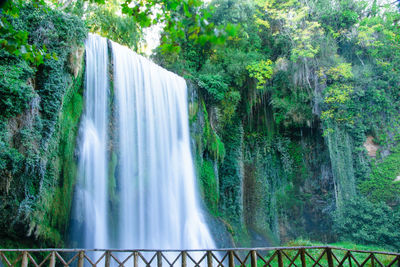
[237,239,399,266]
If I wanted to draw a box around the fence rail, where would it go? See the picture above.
[1,246,400,267]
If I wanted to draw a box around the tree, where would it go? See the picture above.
[0,0,56,65]
[121,0,238,54]
[334,197,400,249]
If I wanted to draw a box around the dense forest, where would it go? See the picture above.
[1,0,400,251]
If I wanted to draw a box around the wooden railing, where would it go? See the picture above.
[1,246,400,266]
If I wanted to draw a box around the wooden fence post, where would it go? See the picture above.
[21,252,28,267]
[348,252,352,267]
[277,250,283,267]
[326,248,334,267]
[181,251,187,267]
[250,250,257,267]
[300,249,306,267]
[207,251,213,267]
[134,252,138,267]
[228,251,234,267]
[49,252,55,267]
[105,251,111,267]
[78,251,84,267]
[157,251,162,267]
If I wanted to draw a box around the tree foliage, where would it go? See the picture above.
[333,197,400,250]
[121,0,239,54]
[0,0,58,65]
[84,0,142,50]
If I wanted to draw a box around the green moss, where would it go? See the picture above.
[202,101,225,161]
[277,141,308,212]
[196,156,219,216]
[324,122,356,208]
[29,62,85,246]
[189,101,199,124]
[232,226,252,247]
[108,151,119,205]
[243,136,281,245]
[53,68,84,236]
[288,142,307,179]
[218,115,243,228]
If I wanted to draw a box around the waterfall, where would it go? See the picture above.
[73,33,109,249]
[111,40,215,249]
[72,34,216,251]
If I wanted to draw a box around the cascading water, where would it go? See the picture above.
[111,40,215,250]
[72,34,216,251]
[72,33,109,249]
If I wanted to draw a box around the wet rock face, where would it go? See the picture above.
[364,136,379,157]
[69,46,85,78]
